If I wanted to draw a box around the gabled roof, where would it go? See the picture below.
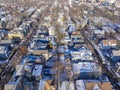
[0,45,7,53]
[76,80,86,90]
[22,54,43,63]
[93,29,105,34]
[86,81,112,90]
[0,39,12,44]
[73,62,100,74]
[72,31,81,35]
[102,39,117,46]
[112,50,120,56]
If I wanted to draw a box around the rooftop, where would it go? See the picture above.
[101,39,117,46]
[112,50,120,56]
[21,54,43,64]
[73,62,100,74]
[0,45,7,53]
[32,65,43,77]
[71,47,93,61]
[76,80,86,90]
[86,81,112,90]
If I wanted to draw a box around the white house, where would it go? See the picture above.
[111,50,120,62]
[71,47,94,61]
[73,62,101,79]
[93,29,105,38]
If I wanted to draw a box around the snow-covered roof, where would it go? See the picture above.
[112,50,120,56]
[38,80,45,90]
[71,47,93,60]
[32,65,43,77]
[60,81,69,90]
[0,46,7,53]
[76,80,86,90]
[93,29,105,35]
[69,82,75,90]
[73,62,100,74]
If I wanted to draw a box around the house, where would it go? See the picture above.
[58,45,67,53]
[43,68,55,75]
[102,26,116,37]
[0,29,7,39]
[114,25,120,33]
[29,36,49,50]
[92,29,105,38]
[85,81,112,90]
[111,50,120,62]
[71,31,81,37]
[75,80,112,90]
[0,45,9,59]
[0,39,13,47]
[28,30,50,60]
[37,28,49,37]
[71,47,94,61]
[61,36,71,44]
[100,39,117,50]
[35,39,48,48]
[58,45,71,62]
[60,81,75,90]
[31,49,49,60]
[32,65,43,81]
[89,25,96,30]
[38,80,55,90]
[70,31,84,44]
[0,21,6,28]
[76,80,86,90]
[73,62,101,79]
[38,80,45,90]
[22,54,44,64]
[8,30,24,40]
[0,39,13,52]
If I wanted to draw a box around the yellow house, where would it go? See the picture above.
[8,30,24,39]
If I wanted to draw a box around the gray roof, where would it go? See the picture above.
[112,50,120,56]
[0,39,12,44]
